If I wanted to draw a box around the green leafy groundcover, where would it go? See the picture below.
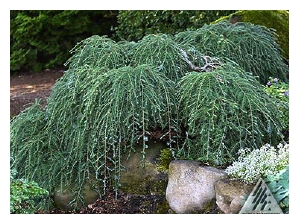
[10,167,49,214]
[10,21,288,211]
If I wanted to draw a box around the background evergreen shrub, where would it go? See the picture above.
[114,10,235,41]
[10,10,118,73]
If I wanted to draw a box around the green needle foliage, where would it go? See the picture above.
[177,58,284,165]
[212,10,289,59]
[65,35,130,70]
[130,34,190,81]
[175,21,288,84]
[10,100,51,184]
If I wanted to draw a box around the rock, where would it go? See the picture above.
[53,181,99,211]
[215,178,255,214]
[119,140,169,196]
[166,160,227,213]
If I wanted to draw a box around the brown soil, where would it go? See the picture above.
[10,68,64,117]
[36,191,174,214]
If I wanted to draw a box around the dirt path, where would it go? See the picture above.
[10,69,64,117]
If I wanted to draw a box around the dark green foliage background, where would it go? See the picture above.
[10,10,118,73]
[10,10,235,74]
[114,10,235,41]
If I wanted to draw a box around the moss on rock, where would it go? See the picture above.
[119,140,168,195]
[157,148,175,172]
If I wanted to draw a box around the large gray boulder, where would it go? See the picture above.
[166,160,227,213]
[215,178,255,214]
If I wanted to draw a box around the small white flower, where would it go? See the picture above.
[225,142,289,183]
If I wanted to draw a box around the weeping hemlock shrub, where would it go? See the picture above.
[175,21,288,84]
[10,21,288,210]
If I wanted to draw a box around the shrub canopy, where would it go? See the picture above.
[130,34,191,81]
[10,10,118,73]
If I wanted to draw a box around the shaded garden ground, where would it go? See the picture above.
[10,69,64,117]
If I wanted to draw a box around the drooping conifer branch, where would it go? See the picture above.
[179,48,221,72]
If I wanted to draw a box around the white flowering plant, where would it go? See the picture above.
[225,142,289,183]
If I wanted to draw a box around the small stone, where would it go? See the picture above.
[215,178,255,214]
